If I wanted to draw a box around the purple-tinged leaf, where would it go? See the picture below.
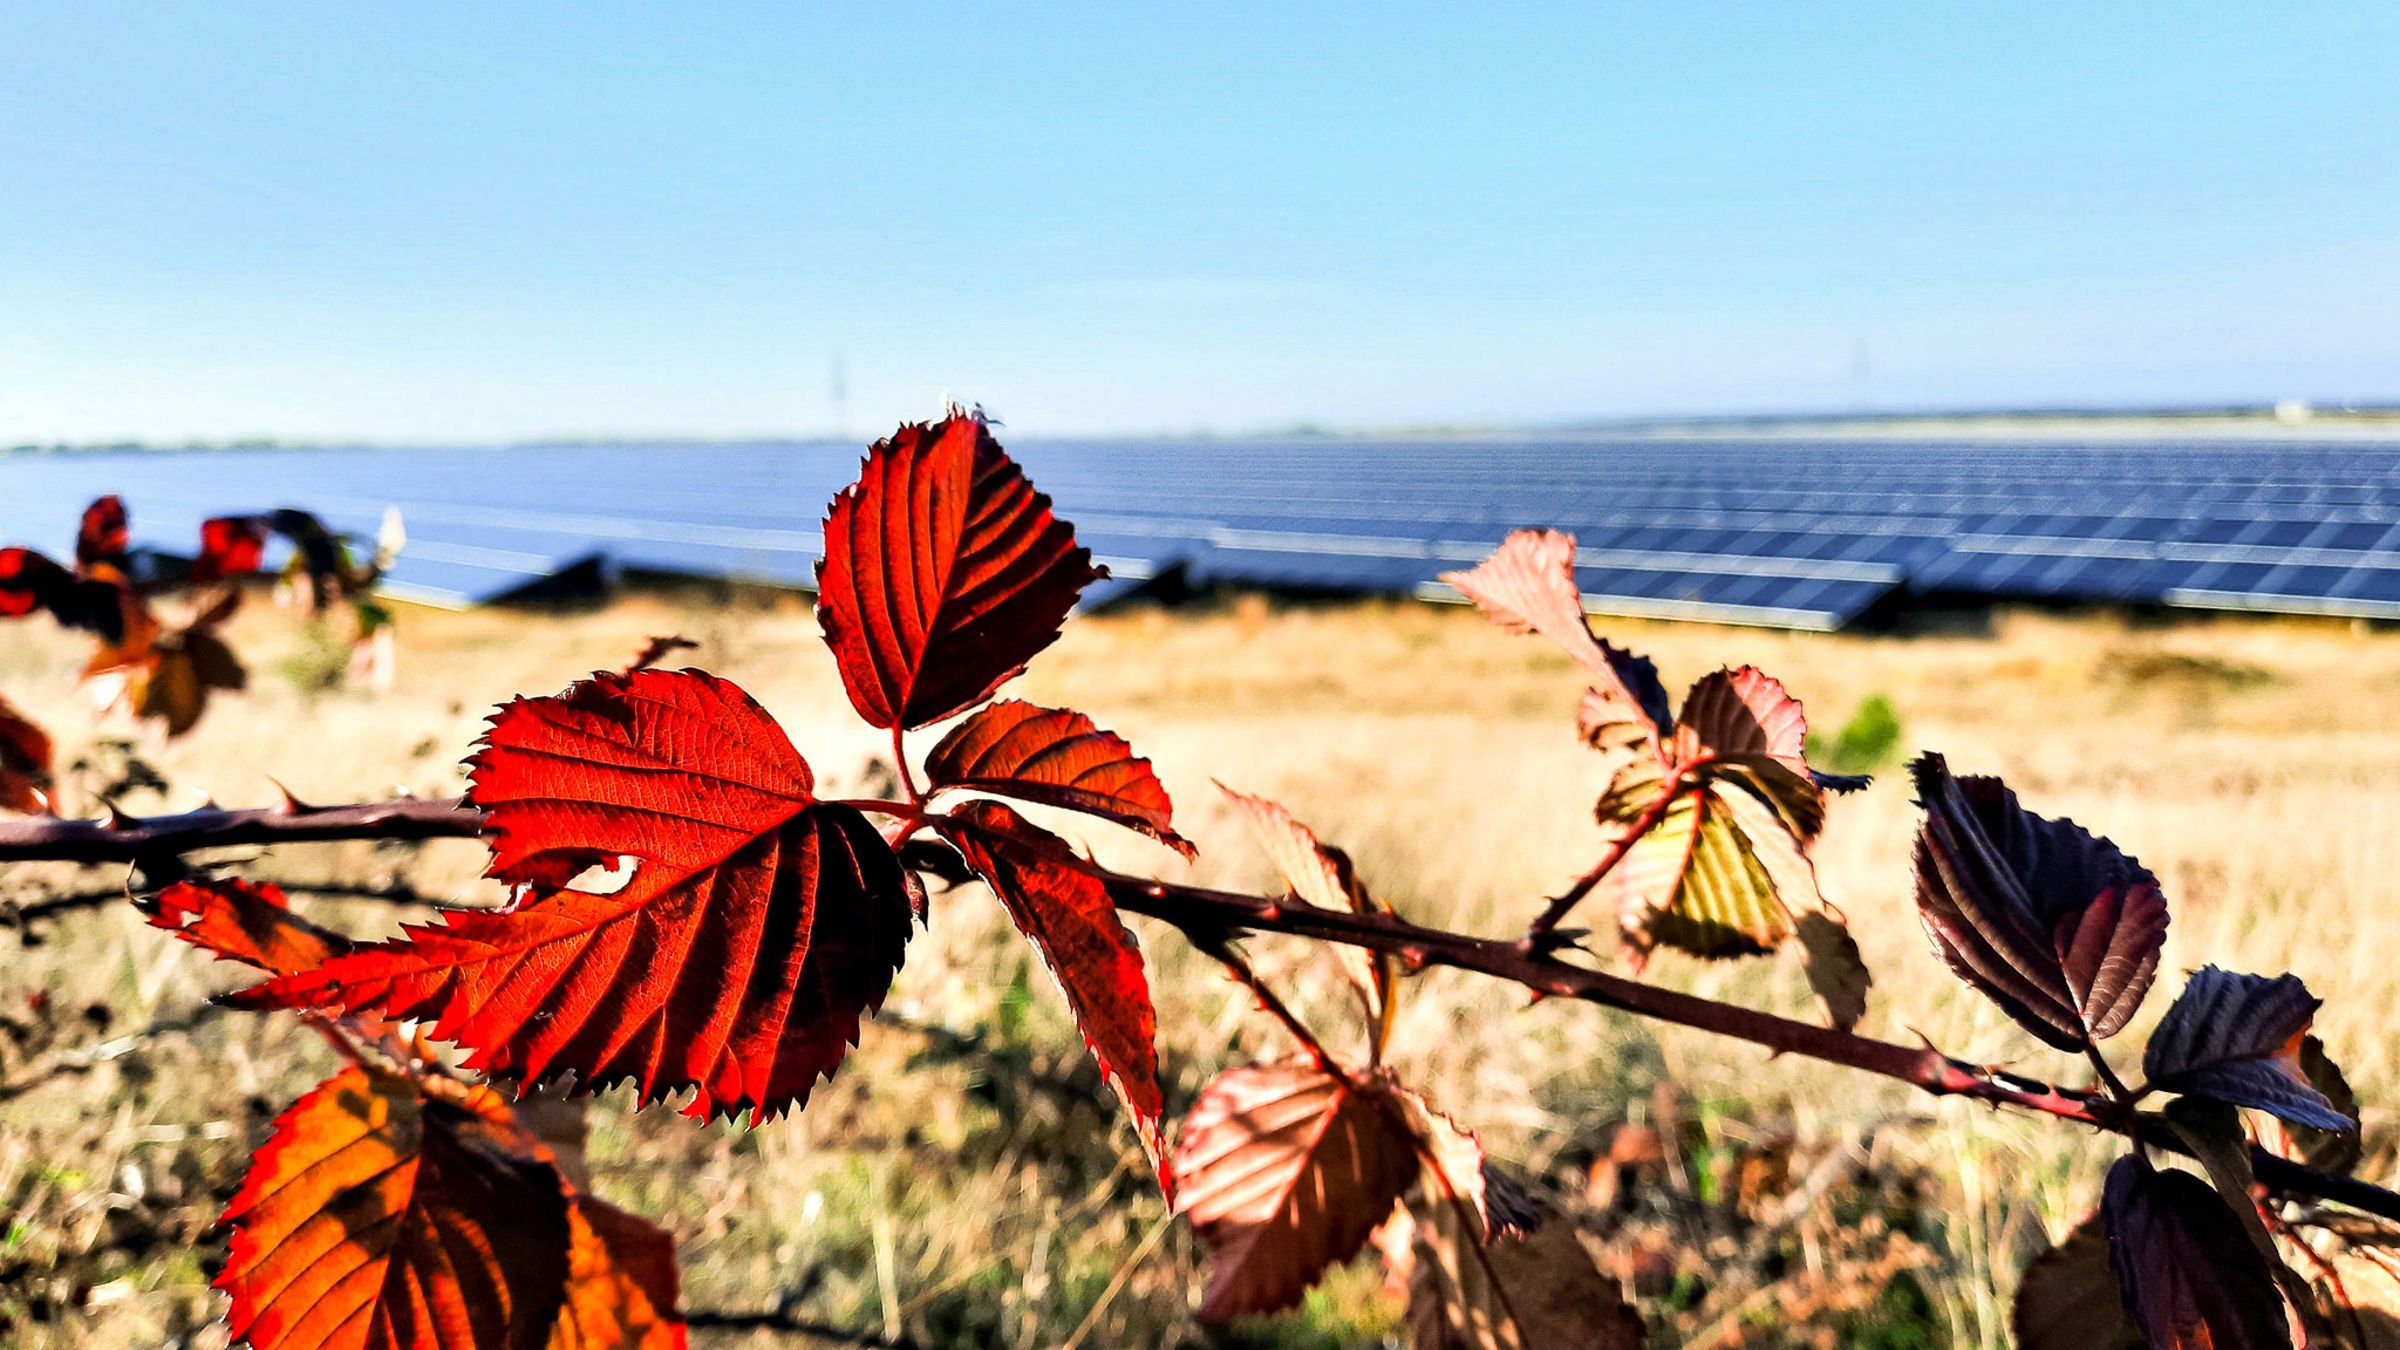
[1671,666,1810,778]
[1811,769,1873,794]
[1910,753,2169,1051]
[2103,1154,2298,1350]
[2143,966,2353,1132]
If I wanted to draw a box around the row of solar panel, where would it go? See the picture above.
[8,437,2400,628]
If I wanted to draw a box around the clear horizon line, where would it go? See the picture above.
[11,398,2400,454]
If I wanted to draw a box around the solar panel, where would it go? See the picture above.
[9,436,2400,629]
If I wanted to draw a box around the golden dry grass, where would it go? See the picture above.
[2,588,2395,1347]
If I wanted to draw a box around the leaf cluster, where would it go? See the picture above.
[0,497,404,750]
[4,415,2391,1347]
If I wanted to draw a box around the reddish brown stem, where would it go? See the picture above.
[891,725,924,805]
[1524,770,1687,939]
[824,798,925,821]
[1,795,2392,1223]
[0,796,482,864]
[2084,1045,2135,1103]
[1089,866,2400,1224]
[1210,948,1344,1076]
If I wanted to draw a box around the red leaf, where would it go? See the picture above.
[0,694,52,814]
[0,548,68,619]
[550,1196,686,1350]
[76,495,129,571]
[939,800,1168,1191]
[1910,753,2170,1051]
[218,1066,573,1350]
[816,414,1103,730]
[0,547,135,642]
[1171,1063,1423,1320]
[1680,669,1869,792]
[923,700,1191,857]
[1386,1085,1497,1239]
[194,515,270,583]
[2102,1154,2299,1350]
[150,877,351,976]
[1441,529,1672,755]
[234,670,915,1124]
[2143,967,2352,1132]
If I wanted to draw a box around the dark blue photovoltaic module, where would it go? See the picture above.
[11,436,2400,629]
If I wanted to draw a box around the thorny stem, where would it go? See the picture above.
[1208,947,1345,1077]
[1523,769,1688,939]
[0,795,482,865]
[2,795,2395,1223]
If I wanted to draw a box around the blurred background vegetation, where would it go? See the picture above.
[2,591,2393,1347]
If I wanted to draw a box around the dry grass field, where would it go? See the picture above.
[3,587,2396,1348]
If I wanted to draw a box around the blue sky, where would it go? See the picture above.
[4,3,2398,442]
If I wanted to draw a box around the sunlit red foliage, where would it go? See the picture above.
[76,495,129,570]
[218,1065,682,1350]
[816,411,1104,730]
[924,699,1191,857]
[235,669,917,1124]
[12,416,2388,1347]
[219,1067,575,1350]
[1172,1063,1427,1319]
[148,876,351,975]
[193,515,270,583]
[940,799,1170,1188]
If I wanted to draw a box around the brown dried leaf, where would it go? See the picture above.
[2304,1244,2400,1349]
[1794,908,1872,1032]
[0,693,54,814]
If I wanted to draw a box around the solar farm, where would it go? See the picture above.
[10,436,2400,630]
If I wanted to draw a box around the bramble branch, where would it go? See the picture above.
[1525,767,1687,938]
[3,794,2392,1223]
[0,795,480,864]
